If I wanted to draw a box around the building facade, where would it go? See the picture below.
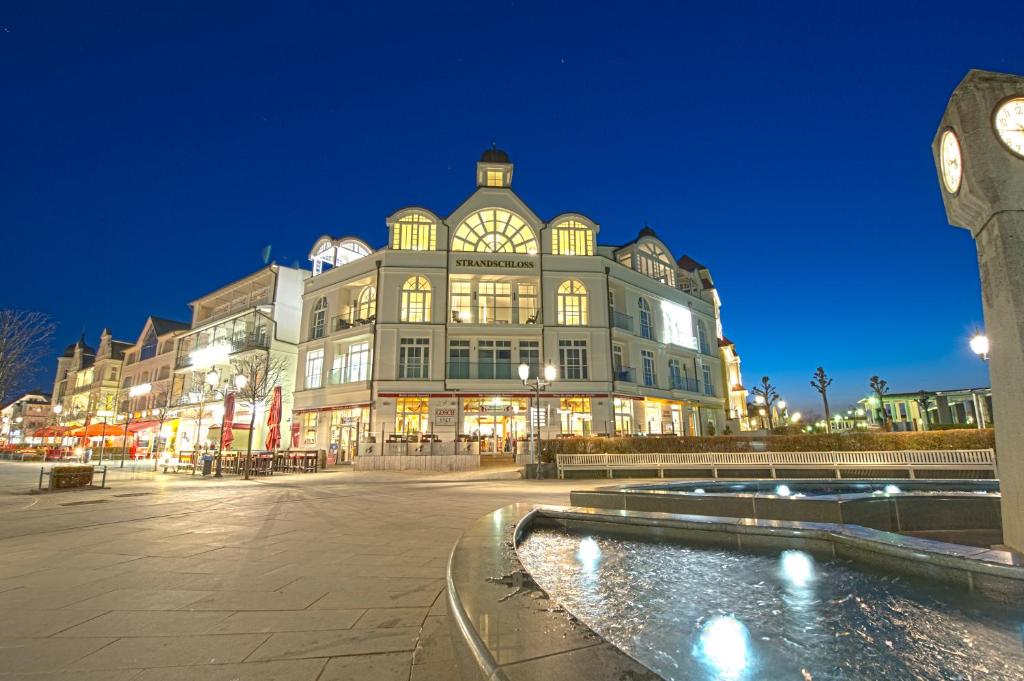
[293,150,737,460]
[51,330,131,427]
[858,387,992,431]
[1,391,52,445]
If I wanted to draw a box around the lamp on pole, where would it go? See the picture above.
[777,399,788,424]
[970,331,990,361]
[120,383,151,468]
[518,361,557,476]
[52,404,63,456]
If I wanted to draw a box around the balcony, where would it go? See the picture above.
[330,312,376,333]
[448,305,539,325]
[446,361,539,380]
[175,311,273,369]
[611,311,634,333]
[614,367,636,383]
[328,367,371,385]
[670,376,700,392]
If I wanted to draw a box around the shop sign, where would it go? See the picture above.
[433,407,457,426]
[453,258,535,269]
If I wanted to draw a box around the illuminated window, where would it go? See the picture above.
[450,281,472,322]
[478,282,512,323]
[356,286,376,320]
[302,412,318,445]
[348,342,370,382]
[517,283,538,323]
[392,213,437,251]
[452,209,537,254]
[486,170,504,187]
[557,280,588,326]
[614,397,634,435]
[638,298,653,339]
[558,339,589,379]
[551,220,594,256]
[559,397,592,436]
[310,297,327,339]
[395,396,429,435]
[305,349,324,389]
[636,241,676,287]
[398,338,430,379]
[400,276,431,323]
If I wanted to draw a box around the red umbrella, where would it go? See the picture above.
[222,393,235,450]
[264,386,282,451]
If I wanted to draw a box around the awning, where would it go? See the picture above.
[127,419,162,433]
[33,426,70,437]
[69,423,123,437]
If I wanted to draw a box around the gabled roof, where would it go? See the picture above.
[150,317,190,336]
[677,255,707,272]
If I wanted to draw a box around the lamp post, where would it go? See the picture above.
[518,361,557,476]
[95,408,114,463]
[120,383,152,468]
[53,404,63,456]
[192,368,221,475]
[777,399,787,425]
[970,331,990,361]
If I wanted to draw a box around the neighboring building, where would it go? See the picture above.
[118,316,190,456]
[293,149,734,460]
[51,329,131,426]
[0,391,52,445]
[167,265,308,454]
[718,337,751,432]
[857,387,992,431]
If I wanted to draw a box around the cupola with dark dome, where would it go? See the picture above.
[476,144,513,188]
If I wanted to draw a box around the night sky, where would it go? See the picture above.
[3,1,1018,412]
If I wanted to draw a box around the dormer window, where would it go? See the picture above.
[392,212,437,251]
[486,170,503,187]
[552,219,594,256]
[476,147,513,188]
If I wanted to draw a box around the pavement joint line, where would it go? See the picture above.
[238,632,275,663]
[45,609,114,637]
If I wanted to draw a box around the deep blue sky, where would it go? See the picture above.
[2,1,1016,411]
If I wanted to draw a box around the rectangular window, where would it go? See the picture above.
[518,340,539,378]
[486,169,503,187]
[478,339,512,379]
[701,363,714,396]
[395,396,429,435]
[518,283,538,323]
[668,359,682,390]
[898,402,908,420]
[330,353,346,385]
[613,397,633,435]
[558,340,589,380]
[559,397,592,435]
[641,350,657,387]
[448,339,470,379]
[303,412,318,445]
[398,338,430,379]
[348,342,370,382]
[450,281,472,323]
[612,344,623,373]
[305,349,324,389]
[478,282,512,324]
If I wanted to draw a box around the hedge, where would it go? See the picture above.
[542,429,995,460]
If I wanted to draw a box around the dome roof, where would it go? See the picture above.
[61,343,77,358]
[638,225,659,239]
[480,147,510,163]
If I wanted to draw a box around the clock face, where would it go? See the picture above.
[939,129,963,194]
[993,97,1024,158]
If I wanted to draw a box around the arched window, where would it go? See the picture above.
[310,297,328,339]
[557,280,588,326]
[392,213,437,251]
[356,286,376,320]
[452,209,537,254]
[636,241,676,287]
[140,328,158,361]
[401,277,432,323]
[638,298,653,339]
[551,219,594,256]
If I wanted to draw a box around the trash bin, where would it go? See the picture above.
[202,455,214,476]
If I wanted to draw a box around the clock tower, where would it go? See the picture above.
[933,69,1024,552]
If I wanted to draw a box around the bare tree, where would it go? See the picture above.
[810,367,834,433]
[869,375,891,431]
[231,353,289,479]
[750,375,779,430]
[0,309,56,403]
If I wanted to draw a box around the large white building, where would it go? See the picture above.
[293,150,740,461]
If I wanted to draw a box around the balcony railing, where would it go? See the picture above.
[328,367,371,385]
[330,312,376,333]
[614,367,636,383]
[176,331,271,369]
[670,376,701,392]
[611,311,634,332]
[446,361,539,380]
[448,305,539,325]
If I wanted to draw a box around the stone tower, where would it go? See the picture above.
[933,69,1024,552]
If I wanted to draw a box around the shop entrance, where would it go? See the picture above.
[463,397,526,456]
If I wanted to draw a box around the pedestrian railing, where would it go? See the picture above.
[555,449,997,479]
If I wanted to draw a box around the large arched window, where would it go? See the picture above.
[401,277,432,323]
[557,280,588,326]
[638,298,653,339]
[310,297,328,339]
[551,219,594,256]
[637,241,676,287]
[392,212,437,251]
[356,286,376,320]
[452,209,537,254]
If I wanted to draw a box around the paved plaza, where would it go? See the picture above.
[0,463,585,680]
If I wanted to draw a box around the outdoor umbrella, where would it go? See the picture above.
[264,386,282,451]
[221,392,235,450]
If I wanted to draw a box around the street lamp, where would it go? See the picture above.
[518,361,557,475]
[52,404,64,456]
[120,383,152,468]
[970,331,990,361]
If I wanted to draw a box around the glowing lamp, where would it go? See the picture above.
[234,374,248,389]
[969,333,989,359]
[543,364,557,382]
[517,362,530,381]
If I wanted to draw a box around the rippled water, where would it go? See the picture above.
[518,527,1024,680]
[623,480,999,498]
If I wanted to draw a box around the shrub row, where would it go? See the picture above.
[542,429,995,457]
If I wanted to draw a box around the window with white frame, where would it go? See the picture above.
[348,342,370,382]
[356,286,376,320]
[638,298,653,339]
[452,209,537,254]
[310,297,327,339]
[557,279,588,326]
[398,338,430,379]
[701,363,714,396]
[636,241,676,287]
[450,281,472,322]
[641,350,657,387]
[518,283,538,323]
[401,276,431,323]
[519,340,539,378]
[392,212,437,251]
[448,339,470,378]
[302,412,318,445]
[305,349,324,389]
[478,282,512,324]
[668,359,683,389]
[551,219,594,256]
[696,320,710,354]
[612,344,624,374]
[558,339,589,380]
